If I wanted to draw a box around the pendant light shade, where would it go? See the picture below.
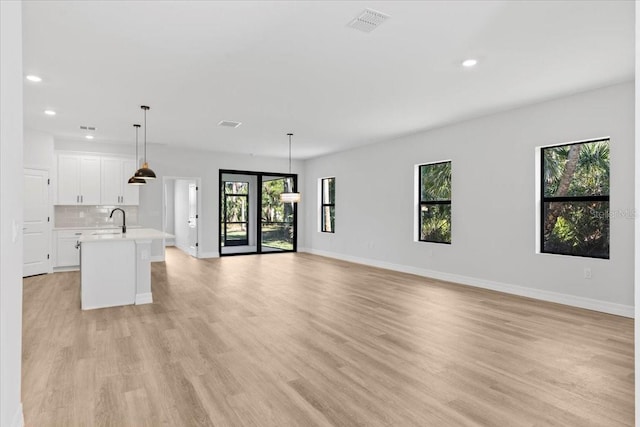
[128,124,146,185]
[280,192,301,203]
[135,105,157,180]
[128,176,147,185]
[280,133,301,203]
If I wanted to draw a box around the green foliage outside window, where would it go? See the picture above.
[542,139,609,258]
[262,178,294,250]
[420,162,451,244]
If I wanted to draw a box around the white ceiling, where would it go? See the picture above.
[23,1,634,160]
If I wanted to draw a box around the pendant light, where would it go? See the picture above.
[280,133,301,203]
[134,105,157,180]
[128,124,146,185]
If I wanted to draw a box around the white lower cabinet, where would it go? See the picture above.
[54,230,83,268]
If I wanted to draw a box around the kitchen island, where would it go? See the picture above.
[78,228,173,310]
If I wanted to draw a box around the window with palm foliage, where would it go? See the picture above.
[541,138,609,259]
[419,161,451,244]
[321,177,335,233]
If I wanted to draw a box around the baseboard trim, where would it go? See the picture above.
[11,403,24,427]
[53,266,79,272]
[150,255,165,263]
[135,293,153,305]
[300,248,634,318]
[198,251,220,259]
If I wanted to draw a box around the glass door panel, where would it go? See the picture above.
[221,181,249,247]
[261,177,295,251]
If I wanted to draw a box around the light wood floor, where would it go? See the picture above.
[22,248,633,426]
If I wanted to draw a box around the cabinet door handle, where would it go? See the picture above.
[76,195,79,203]
[81,195,83,203]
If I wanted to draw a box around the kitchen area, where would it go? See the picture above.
[24,129,172,310]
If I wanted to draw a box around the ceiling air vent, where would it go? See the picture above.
[80,126,96,130]
[218,120,242,128]
[347,8,390,33]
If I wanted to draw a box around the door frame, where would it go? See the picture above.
[219,169,298,257]
[161,176,202,258]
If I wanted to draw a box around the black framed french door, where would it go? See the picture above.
[219,169,298,256]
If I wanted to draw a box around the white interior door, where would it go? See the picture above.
[23,169,50,277]
[188,182,198,257]
[172,179,198,257]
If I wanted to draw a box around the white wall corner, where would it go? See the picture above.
[135,293,153,305]
[198,251,220,259]
[304,248,634,318]
[10,404,24,427]
[634,0,639,422]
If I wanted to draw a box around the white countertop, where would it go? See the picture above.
[78,228,174,243]
[53,225,143,231]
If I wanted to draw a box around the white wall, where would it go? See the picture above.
[137,146,304,258]
[634,1,639,421]
[174,179,190,253]
[163,180,175,238]
[0,1,24,426]
[54,139,132,157]
[304,82,634,316]
[24,129,54,171]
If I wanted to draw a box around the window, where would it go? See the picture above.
[221,181,249,246]
[541,138,609,259]
[419,161,451,244]
[321,177,335,233]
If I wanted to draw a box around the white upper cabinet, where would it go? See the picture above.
[80,157,101,205]
[57,153,139,206]
[121,159,139,205]
[101,158,139,205]
[101,158,122,205]
[57,154,101,205]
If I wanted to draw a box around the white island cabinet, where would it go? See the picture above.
[78,228,172,310]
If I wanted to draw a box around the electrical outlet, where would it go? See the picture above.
[584,268,592,279]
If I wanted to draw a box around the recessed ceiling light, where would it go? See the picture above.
[462,59,478,68]
[44,110,56,116]
[85,135,94,140]
[26,75,42,82]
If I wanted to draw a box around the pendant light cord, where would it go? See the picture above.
[287,133,293,174]
[289,135,292,174]
[134,124,140,167]
[140,105,150,164]
[143,108,147,163]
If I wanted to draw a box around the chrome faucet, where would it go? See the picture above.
[109,208,126,233]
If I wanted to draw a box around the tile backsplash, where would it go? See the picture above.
[55,205,139,228]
